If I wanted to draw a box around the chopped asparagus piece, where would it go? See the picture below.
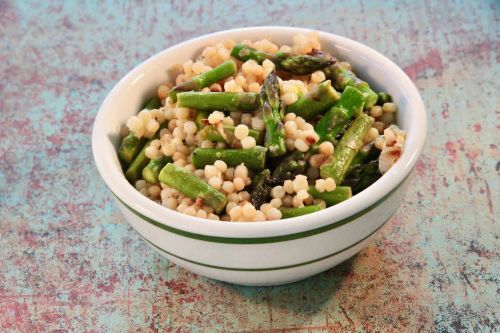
[280,204,324,218]
[308,186,352,206]
[285,80,340,119]
[250,169,271,208]
[261,71,286,157]
[169,60,237,102]
[125,138,154,184]
[177,92,259,112]
[342,160,381,194]
[118,134,147,165]
[270,151,306,185]
[324,63,377,109]
[350,143,380,168]
[280,55,334,75]
[142,156,173,183]
[191,146,267,170]
[230,44,285,63]
[159,163,227,213]
[320,113,374,184]
[315,86,366,143]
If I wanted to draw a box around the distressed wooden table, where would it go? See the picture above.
[1,1,498,331]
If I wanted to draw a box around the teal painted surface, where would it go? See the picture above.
[0,0,498,331]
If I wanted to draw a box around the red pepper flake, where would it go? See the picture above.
[306,136,316,145]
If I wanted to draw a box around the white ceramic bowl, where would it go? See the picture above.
[92,27,426,286]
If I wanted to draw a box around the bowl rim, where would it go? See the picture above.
[92,26,426,240]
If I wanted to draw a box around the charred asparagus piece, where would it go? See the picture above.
[250,169,272,209]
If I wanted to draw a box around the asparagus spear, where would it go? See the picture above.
[285,80,340,119]
[320,113,374,184]
[250,169,271,208]
[230,44,334,74]
[118,96,162,166]
[142,156,173,183]
[270,151,306,185]
[177,92,259,112]
[315,86,365,143]
[230,44,286,63]
[169,60,237,102]
[308,185,352,206]
[376,92,392,105]
[191,146,267,170]
[280,55,334,75]
[159,163,227,213]
[280,204,324,218]
[261,71,286,157]
[324,63,378,109]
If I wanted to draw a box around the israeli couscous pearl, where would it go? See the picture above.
[292,175,309,192]
[234,164,248,179]
[208,111,225,124]
[282,93,298,106]
[370,105,383,118]
[208,176,222,189]
[311,71,326,83]
[242,203,257,218]
[315,179,326,193]
[241,136,256,149]
[294,139,309,152]
[234,124,249,140]
[266,207,282,220]
[222,181,235,193]
[363,127,379,143]
[241,113,252,126]
[382,102,397,113]
[251,117,265,131]
[318,141,334,156]
[270,185,285,199]
[324,178,336,192]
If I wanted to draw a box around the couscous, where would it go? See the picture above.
[117,33,405,222]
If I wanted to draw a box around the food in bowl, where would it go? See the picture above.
[117,33,406,222]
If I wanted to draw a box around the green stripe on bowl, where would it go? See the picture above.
[140,217,389,271]
[113,173,407,244]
